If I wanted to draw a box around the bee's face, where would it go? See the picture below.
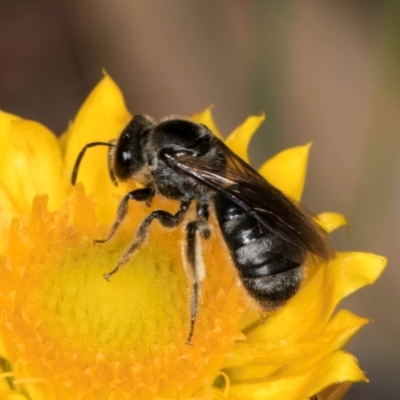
[113,115,154,181]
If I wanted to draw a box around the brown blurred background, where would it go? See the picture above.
[0,1,398,398]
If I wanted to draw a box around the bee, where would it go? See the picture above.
[71,115,334,344]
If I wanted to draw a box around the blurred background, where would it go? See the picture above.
[0,0,398,398]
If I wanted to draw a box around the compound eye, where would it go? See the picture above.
[113,130,145,180]
[113,148,132,180]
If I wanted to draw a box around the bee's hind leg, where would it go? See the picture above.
[183,218,211,345]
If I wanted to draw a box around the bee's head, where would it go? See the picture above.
[71,115,154,187]
[113,115,154,181]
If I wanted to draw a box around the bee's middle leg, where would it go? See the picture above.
[103,201,190,281]
[94,188,155,244]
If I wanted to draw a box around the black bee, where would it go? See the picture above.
[71,115,334,344]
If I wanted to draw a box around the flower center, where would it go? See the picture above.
[31,230,189,359]
[0,192,245,398]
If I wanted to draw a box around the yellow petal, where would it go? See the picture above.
[328,252,386,306]
[0,112,65,220]
[245,252,385,344]
[0,376,11,394]
[0,339,6,360]
[225,114,265,163]
[191,106,223,139]
[223,309,368,386]
[258,143,311,201]
[63,74,132,223]
[318,212,349,234]
[317,382,353,400]
[0,391,27,400]
[0,358,22,399]
[280,310,368,378]
[225,310,367,370]
[58,121,72,156]
[324,309,369,347]
[228,351,366,400]
[0,110,21,130]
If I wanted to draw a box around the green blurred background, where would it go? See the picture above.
[0,1,398,398]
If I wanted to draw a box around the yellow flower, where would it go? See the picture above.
[0,75,386,400]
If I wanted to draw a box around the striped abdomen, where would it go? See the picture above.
[214,194,306,309]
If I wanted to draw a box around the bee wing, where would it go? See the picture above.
[161,138,335,261]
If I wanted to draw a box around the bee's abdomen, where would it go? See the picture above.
[214,194,306,309]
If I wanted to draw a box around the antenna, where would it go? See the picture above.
[71,142,117,185]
